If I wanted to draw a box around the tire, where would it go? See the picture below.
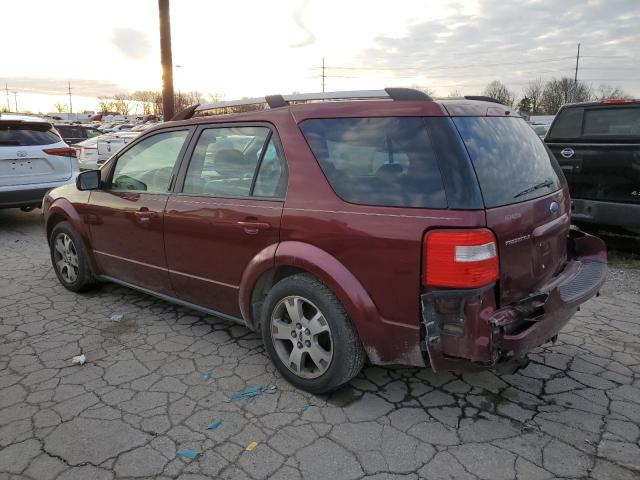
[49,221,97,292]
[261,273,365,393]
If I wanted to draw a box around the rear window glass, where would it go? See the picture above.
[453,117,563,208]
[547,107,583,140]
[0,123,61,146]
[300,117,447,208]
[583,107,640,137]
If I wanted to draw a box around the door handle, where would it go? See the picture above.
[134,208,158,222]
[237,220,271,234]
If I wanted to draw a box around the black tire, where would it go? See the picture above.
[49,221,97,292]
[261,273,365,393]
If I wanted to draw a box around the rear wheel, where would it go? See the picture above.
[261,273,365,393]
[50,221,97,292]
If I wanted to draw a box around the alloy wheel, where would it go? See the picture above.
[270,295,334,379]
[53,233,79,284]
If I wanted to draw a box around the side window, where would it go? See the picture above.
[111,130,189,193]
[183,126,269,197]
[253,138,286,197]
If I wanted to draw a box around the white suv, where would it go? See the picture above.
[0,115,79,210]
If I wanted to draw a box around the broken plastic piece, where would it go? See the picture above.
[71,354,86,366]
[245,441,258,452]
[177,449,200,460]
[203,371,213,381]
[207,420,222,430]
[110,313,124,321]
[227,384,277,402]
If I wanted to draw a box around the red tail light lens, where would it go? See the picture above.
[424,229,499,288]
[43,147,77,157]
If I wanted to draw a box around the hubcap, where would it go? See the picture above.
[53,233,79,284]
[270,295,333,379]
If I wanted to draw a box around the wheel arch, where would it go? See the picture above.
[238,241,426,366]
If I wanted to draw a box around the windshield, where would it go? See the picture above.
[453,116,564,208]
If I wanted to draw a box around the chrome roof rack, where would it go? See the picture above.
[171,88,432,120]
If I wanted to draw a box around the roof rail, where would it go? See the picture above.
[183,88,432,119]
[464,95,503,104]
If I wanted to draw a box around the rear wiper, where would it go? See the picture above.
[513,178,554,198]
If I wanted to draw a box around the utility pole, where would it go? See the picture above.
[321,57,326,93]
[574,43,581,84]
[12,92,18,112]
[158,0,175,120]
[5,83,10,111]
[68,81,73,116]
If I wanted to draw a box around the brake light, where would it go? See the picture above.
[43,147,77,157]
[424,229,499,288]
[599,98,637,104]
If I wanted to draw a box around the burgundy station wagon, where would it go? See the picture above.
[43,88,607,393]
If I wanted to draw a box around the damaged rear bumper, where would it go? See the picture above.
[421,228,607,372]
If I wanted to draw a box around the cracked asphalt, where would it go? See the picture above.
[1,208,639,480]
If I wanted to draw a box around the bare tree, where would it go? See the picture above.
[524,78,544,114]
[54,102,69,113]
[596,84,629,100]
[483,80,515,106]
[541,77,592,114]
[112,94,131,115]
[448,89,462,97]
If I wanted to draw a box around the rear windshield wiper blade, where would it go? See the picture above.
[514,179,554,198]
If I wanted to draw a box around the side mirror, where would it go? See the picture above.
[76,170,101,191]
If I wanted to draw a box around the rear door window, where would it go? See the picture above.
[453,116,564,208]
[300,117,447,208]
[0,123,61,146]
[583,106,640,137]
[546,107,583,141]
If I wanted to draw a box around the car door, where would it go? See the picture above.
[88,128,192,294]
[164,124,287,317]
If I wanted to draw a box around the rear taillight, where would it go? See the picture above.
[43,147,77,157]
[424,229,499,288]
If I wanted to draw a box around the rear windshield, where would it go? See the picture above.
[453,117,564,208]
[0,123,61,146]
[583,106,640,137]
[300,117,447,208]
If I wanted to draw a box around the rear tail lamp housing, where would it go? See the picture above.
[424,229,499,288]
[43,147,77,157]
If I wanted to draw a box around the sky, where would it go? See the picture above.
[2,0,639,113]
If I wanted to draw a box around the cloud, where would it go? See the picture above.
[1,77,126,97]
[354,0,640,95]
[111,28,151,59]
[290,0,316,48]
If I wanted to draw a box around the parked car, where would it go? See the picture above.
[545,98,640,233]
[54,124,102,145]
[101,123,135,133]
[1,115,78,210]
[76,131,140,170]
[42,89,607,393]
[531,123,550,138]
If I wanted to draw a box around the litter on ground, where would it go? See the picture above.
[177,449,200,460]
[226,384,277,402]
[71,354,86,365]
[245,442,258,452]
[207,420,222,430]
[203,370,213,381]
[110,313,124,321]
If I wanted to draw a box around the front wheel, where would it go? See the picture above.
[261,273,365,393]
[49,221,97,292]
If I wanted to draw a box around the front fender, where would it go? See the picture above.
[45,198,100,276]
[240,240,424,367]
